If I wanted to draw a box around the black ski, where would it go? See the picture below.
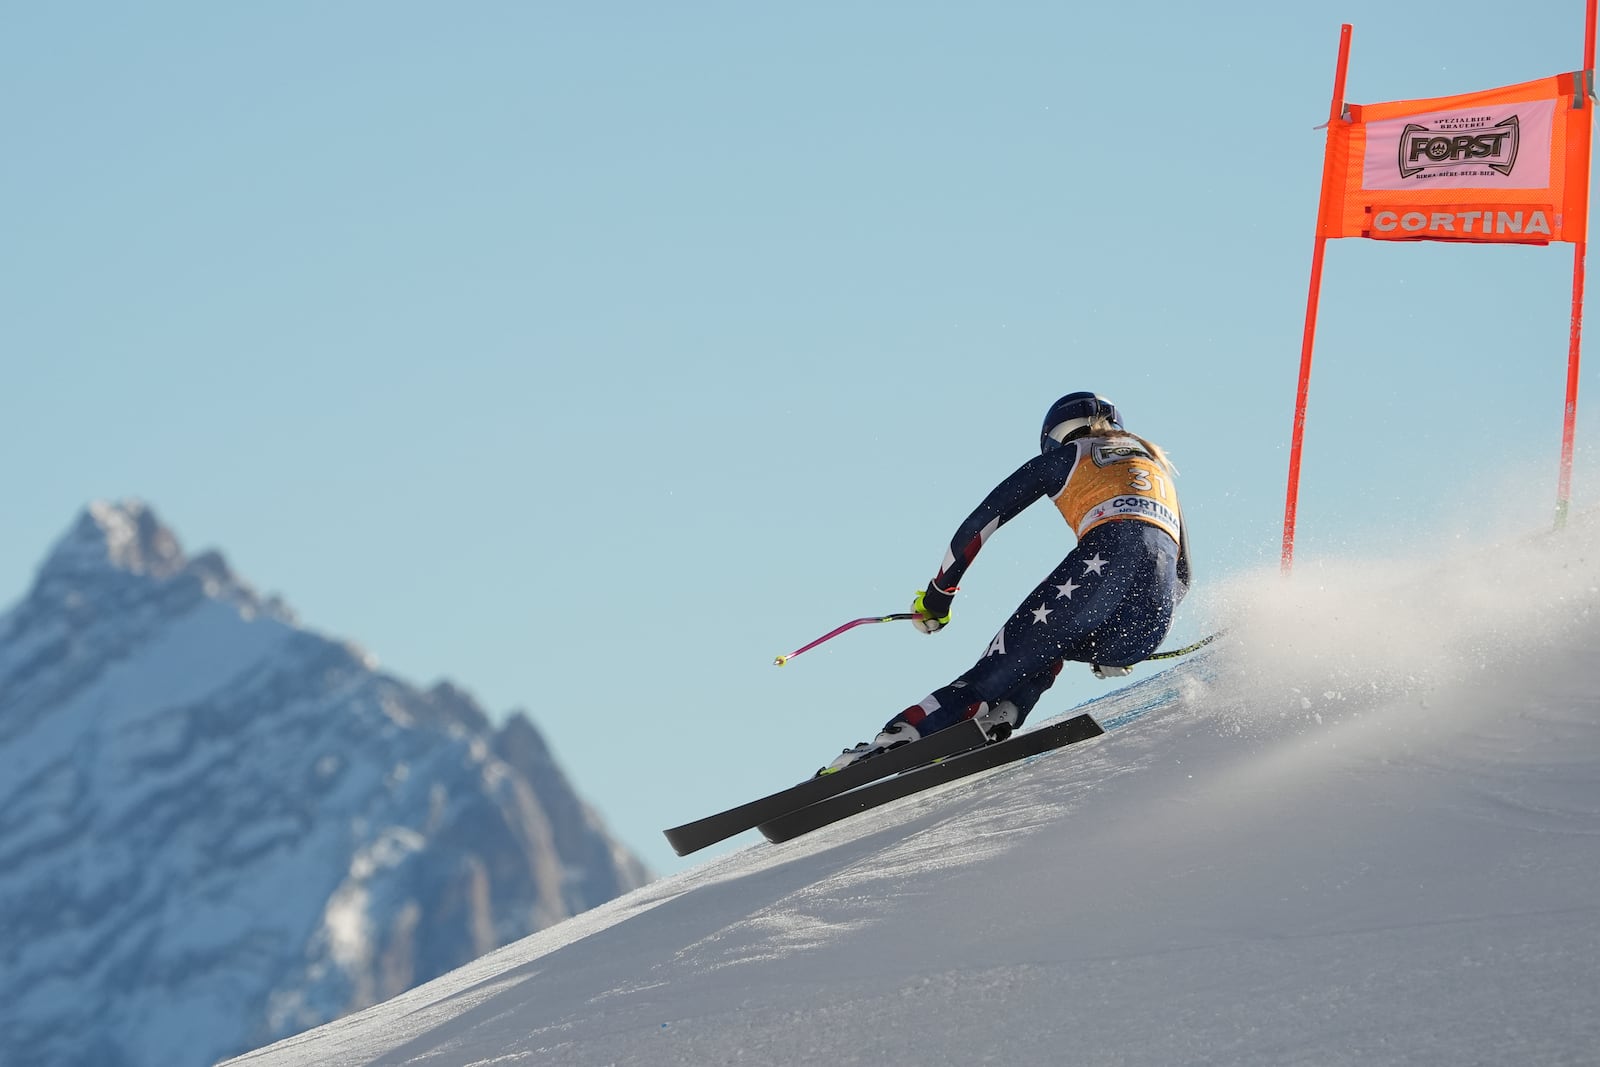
[757,713,1104,844]
[663,720,988,856]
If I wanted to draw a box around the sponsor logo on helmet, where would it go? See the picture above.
[1398,115,1519,180]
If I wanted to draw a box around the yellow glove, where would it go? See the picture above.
[911,588,953,634]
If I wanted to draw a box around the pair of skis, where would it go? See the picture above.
[663,713,1105,856]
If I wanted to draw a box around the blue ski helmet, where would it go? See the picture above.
[1040,392,1122,453]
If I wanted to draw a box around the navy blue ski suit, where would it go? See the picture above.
[886,431,1190,737]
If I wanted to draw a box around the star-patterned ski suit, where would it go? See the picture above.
[886,431,1190,738]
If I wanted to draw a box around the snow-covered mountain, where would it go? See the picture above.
[0,501,651,1067]
[224,517,1600,1067]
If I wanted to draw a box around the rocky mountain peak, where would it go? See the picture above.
[42,499,188,582]
[21,500,275,628]
[2,502,651,1067]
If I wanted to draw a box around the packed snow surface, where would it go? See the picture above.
[227,520,1600,1066]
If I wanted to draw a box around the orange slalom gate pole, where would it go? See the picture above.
[1282,23,1353,574]
[1560,244,1588,528]
[1556,0,1597,529]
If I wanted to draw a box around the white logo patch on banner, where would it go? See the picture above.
[1362,98,1554,191]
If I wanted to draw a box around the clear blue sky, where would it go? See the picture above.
[4,1,1594,875]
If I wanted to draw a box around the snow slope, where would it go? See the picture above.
[226,518,1600,1067]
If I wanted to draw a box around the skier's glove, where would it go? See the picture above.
[911,588,954,634]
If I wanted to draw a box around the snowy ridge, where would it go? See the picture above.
[226,515,1600,1066]
[0,502,651,1067]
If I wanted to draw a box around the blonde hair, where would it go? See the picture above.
[1086,417,1178,475]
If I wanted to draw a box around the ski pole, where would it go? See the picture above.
[1145,629,1227,661]
[774,613,918,666]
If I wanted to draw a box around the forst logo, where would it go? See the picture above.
[1091,443,1150,467]
[1398,115,1519,179]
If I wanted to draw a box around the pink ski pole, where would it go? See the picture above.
[774,613,918,666]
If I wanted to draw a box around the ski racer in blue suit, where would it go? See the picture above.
[822,392,1191,774]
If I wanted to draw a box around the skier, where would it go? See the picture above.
[822,391,1190,775]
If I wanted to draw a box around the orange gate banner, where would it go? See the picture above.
[1317,71,1595,244]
